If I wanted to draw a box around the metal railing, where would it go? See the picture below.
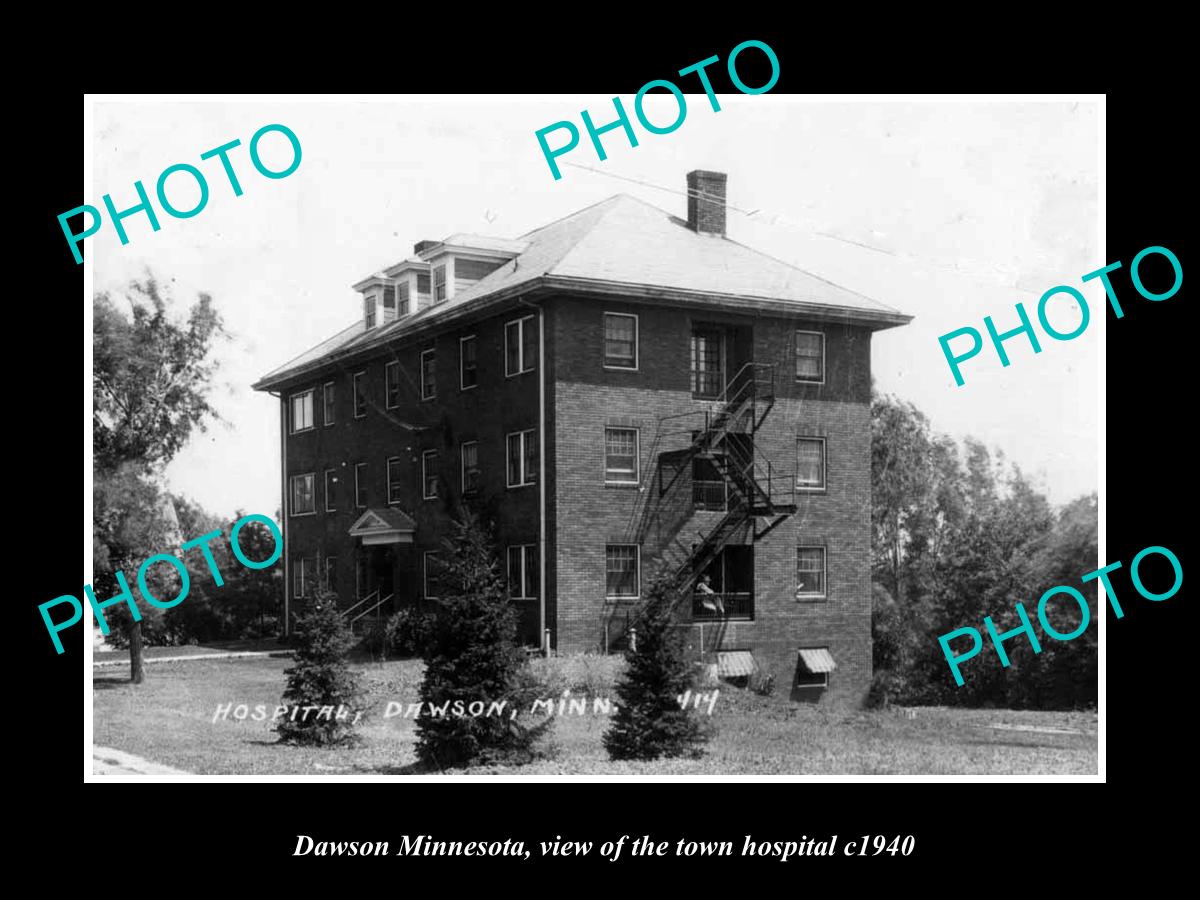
[691,591,754,621]
[350,593,393,625]
[342,589,379,621]
[692,479,727,510]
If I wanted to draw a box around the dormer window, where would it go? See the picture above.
[364,296,377,329]
[382,286,396,322]
[397,282,410,316]
[433,265,447,304]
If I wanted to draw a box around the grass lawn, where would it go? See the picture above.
[93,656,1098,775]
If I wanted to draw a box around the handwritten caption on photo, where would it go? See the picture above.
[212,689,721,724]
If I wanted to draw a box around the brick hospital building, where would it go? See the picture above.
[253,171,911,704]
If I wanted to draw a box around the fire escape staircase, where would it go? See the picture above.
[636,362,797,607]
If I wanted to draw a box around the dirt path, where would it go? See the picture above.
[93,746,192,777]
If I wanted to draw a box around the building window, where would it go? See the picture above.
[507,544,539,600]
[289,390,314,433]
[433,264,447,303]
[506,429,538,488]
[387,457,403,504]
[796,438,826,491]
[354,463,367,508]
[385,361,400,408]
[397,281,410,317]
[460,335,478,390]
[604,427,639,484]
[289,473,315,516]
[461,441,480,493]
[364,296,376,328]
[795,331,825,383]
[293,556,315,598]
[324,469,338,512]
[796,547,827,600]
[353,371,368,418]
[603,313,638,369]
[355,554,367,600]
[795,647,835,689]
[424,551,442,599]
[322,381,335,426]
[420,349,436,400]
[417,272,431,296]
[505,315,536,376]
[606,545,640,600]
[324,557,337,592]
[422,450,439,499]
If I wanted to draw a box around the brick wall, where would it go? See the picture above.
[551,294,875,705]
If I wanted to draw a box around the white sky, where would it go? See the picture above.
[92,97,1100,520]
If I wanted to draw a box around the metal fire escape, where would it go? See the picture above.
[635,362,797,609]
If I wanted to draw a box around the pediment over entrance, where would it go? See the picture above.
[348,508,416,545]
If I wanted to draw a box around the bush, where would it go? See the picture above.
[415,511,552,769]
[386,607,436,658]
[276,587,364,746]
[603,576,713,761]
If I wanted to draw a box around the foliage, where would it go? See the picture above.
[869,391,1098,709]
[414,510,552,769]
[603,576,713,760]
[276,586,364,745]
[92,278,229,680]
[93,278,227,472]
[385,607,437,658]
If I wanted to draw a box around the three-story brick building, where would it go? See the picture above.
[252,171,911,704]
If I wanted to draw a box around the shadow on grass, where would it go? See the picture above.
[92,677,131,690]
[361,763,426,775]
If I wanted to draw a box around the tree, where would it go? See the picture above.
[92,277,227,682]
[603,576,711,760]
[276,586,364,745]
[414,510,551,769]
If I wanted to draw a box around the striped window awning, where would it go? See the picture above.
[717,651,757,678]
[798,647,836,674]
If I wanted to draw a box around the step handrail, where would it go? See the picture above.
[342,589,379,620]
[351,593,394,625]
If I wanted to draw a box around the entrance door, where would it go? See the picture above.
[691,328,725,399]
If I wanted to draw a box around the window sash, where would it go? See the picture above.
[323,382,335,426]
[604,428,639,481]
[324,557,336,592]
[424,551,440,598]
[423,451,439,499]
[420,350,436,399]
[385,362,400,408]
[605,545,639,598]
[353,372,367,417]
[522,316,537,373]
[290,391,314,432]
[290,474,315,514]
[796,439,825,488]
[433,265,446,303]
[461,442,480,492]
[387,458,403,504]
[397,282,410,316]
[604,314,637,367]
[507,430,537,487]
[507,545,539,599]
[795,332,824,381]
[796,548,826,596]
[365,297,376,328]
[324,469,337,512]
[461,336,477,388]
[354,463,367,508]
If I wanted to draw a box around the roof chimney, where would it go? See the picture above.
[686,170,727,236]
